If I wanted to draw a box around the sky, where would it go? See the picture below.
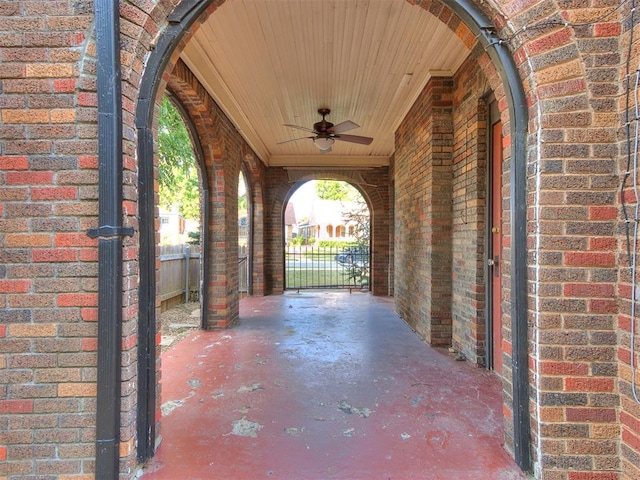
[289,180,317,220]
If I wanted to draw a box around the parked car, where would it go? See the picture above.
[335,247,369,266]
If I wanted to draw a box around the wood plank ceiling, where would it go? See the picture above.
[180,0,472,168]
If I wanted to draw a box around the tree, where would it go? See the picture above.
[341,199,370,288]
[157,95,200,220]
[315,180,359,201]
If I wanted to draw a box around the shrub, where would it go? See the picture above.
[317,240,357,249]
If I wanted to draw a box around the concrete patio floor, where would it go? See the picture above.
[141,292,527,480]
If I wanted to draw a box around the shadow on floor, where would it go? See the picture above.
[142,292,527,480]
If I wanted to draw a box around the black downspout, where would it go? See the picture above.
[89,1,133,478]
[134,3,215,459]
[441,0,532,472]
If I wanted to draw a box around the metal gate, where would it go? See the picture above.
[285,245,369,290]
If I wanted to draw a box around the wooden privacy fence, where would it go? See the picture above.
[238,244,248,296]
[159,245,200,311]
[159,244,249,311]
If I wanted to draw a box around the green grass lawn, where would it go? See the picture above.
[284,247,369,289]
[285,267,357,289]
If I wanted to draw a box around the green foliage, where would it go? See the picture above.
[187,230,200,245]
[158,96,200,220]
[238,171,248,219]
[317,240,357,248]
[289,235,305,246]
[315,180,359,201]
[341,200,370,288]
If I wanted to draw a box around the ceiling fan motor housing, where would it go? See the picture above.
[314,108,334,133]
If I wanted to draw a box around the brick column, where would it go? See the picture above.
[394,77,454,346]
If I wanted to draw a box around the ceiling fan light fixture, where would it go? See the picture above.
[313,137,334,151]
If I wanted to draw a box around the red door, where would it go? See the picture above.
[490,120,503,372]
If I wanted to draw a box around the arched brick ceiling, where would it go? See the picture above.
[180,0,471,168]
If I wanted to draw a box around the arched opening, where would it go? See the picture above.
[238,169,250,296]
[284,180,371,291]
[154,94,206,367]
[136,90,211,462]
[132,0,530,473]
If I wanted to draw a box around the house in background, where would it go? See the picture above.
[284,202,297,243]
[159,207,186,245]
[298,199,368,243]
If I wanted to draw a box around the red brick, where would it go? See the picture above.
[54,233,97,247]
[565,377,614,392]
[623,428,640,452]
[81,308,98,322]
[565,252,615,267]
[0,399,34,414]
[568,472,618,480]
[32,248,78,263]
[541,361,589,376]
[53,78,76,93]
[0,155,28,170]
[566,407,617,423]
[79,249,99,262]
[5,171,54,185]
[31,187,78,200]
[0,280,31,293]
[77,92,97,107]
[564,283,614,297]
[621,411,640,434]
[78,155,98,168]
[527,28,573,57]
[537,78,586,99]
[589,206,618,221]
[593,22,621,37]
[82,338,97,351]
[57,293,98,307]
[619,346,631,365]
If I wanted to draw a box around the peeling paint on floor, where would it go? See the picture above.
[236,382,263,393]
[337,400,372,418]
[143,293,527,480]
[229,417,263,438]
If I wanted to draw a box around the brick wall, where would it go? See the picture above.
[241,151,267,296]
[619,5,640,480]
[169,59,261,329]
[0,1,103,477]
[513,2,622,476]
[394,76,454,346]
[450,49,489,366]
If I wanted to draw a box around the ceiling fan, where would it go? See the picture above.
[278,108,373,153]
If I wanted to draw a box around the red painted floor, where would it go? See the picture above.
[142,292,527,480]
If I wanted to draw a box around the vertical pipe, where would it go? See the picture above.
[441,0,532,471]
[137,126,156,461]
[185,245,191,303]
[94,0,123,478]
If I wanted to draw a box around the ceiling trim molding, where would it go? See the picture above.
[269,155,390,168]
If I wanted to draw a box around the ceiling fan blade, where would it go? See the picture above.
[330,120,359,134]
[276,136,313,145]
[283,124,317,134]
[334,134,373,145]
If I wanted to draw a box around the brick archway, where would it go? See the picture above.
[265,170,391,296]
[133,0,532,472]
